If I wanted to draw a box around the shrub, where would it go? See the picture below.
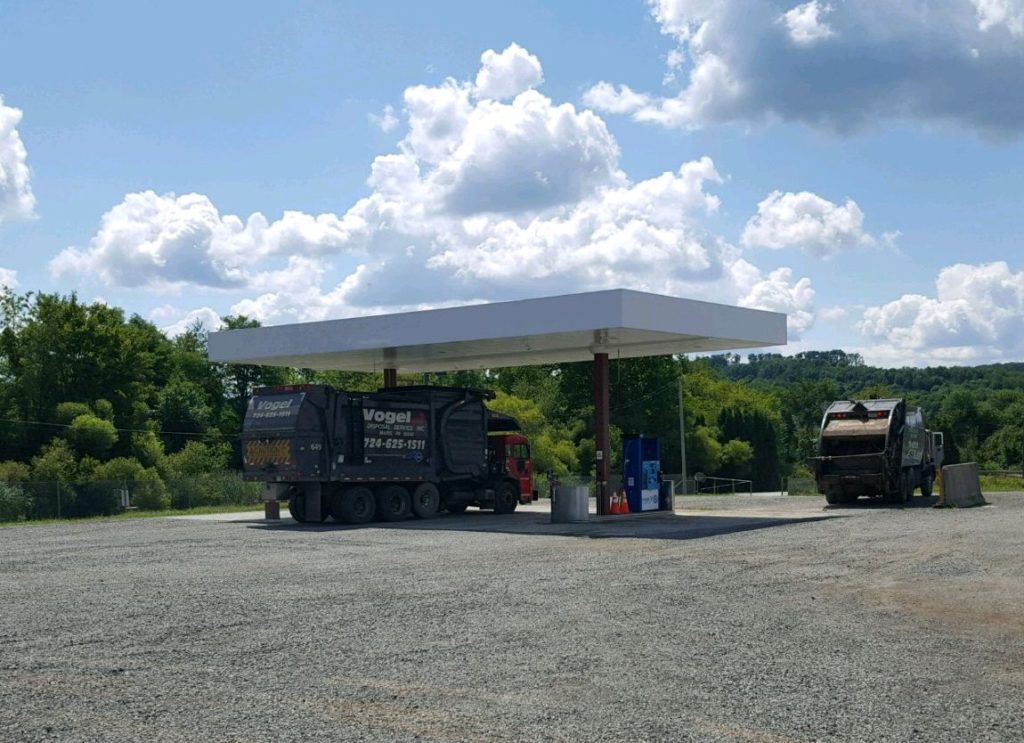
[91,456,146,483]
[93,398,115,422]
[164,440,230,477]
[31,439,78,485]
[0,460,31,483]
[131,432,166,470]
[132,469,170,511]
[54,401,93,425]
[65,415,118,458]
[86,457,143,515]
[0,483,30,522]
[74,481,123,517]
[166,471,260,509]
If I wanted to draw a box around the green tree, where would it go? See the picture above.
[156,378,212,452]
[55,401,93,425]
[0,460,31,482]
[718,439,755,479]
[131,432,166,469]
[65,415,119,458]
[163,440,231,477]
[489,391,579,477]
[91,457,169,511]
[0,483,30,522]
[31,439,79,485]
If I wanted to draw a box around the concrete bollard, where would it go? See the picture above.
[551,486,589,523]
[939,463,986,507]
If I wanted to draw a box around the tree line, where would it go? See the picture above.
[2,290,1020,521]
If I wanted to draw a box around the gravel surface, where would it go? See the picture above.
[2,493,1022,742]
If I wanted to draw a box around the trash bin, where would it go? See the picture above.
[658,481,674,511]
[551,485,589,523]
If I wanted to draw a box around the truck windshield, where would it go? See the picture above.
[245,392,306,431]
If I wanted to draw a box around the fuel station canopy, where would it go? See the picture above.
[206,289,786,373]
[208,288,787,516]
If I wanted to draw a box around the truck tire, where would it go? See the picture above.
[824,490,841,506]
[334,486,376,525]
[289,492,328,522]
[921,472,934,497]
[897,472,912,505]
[375,485,411,522]
[289,494,308,523]
[411,483,441,519]
[494,482,519,514]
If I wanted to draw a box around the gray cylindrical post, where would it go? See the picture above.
[551,485,589,523]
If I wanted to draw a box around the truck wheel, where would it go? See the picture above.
[921,472,934,497]
[288,492,329,522]
[376,485,411,522]
[334,486,376,525]
[411,483,440,519]
[288,494,308,523]
[902,472,914,504]
[445,502,469,514]
[494,482,519,514]
[824,491,841,506]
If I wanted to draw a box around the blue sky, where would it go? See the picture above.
[1,0,1023,366]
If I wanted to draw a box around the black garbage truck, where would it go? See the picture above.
[808,398,944,505]
[241,384,536,523]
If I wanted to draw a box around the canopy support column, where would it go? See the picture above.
[594,352,610,515]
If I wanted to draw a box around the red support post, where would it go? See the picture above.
[594,352,610,516]
[383,367,398,388]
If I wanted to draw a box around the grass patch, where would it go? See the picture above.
[978,474,1023,492]
[0,502,263,528]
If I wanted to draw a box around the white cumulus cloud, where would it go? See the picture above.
[780,1,835,45]
[734,263,815,339]
[368,104,399,132]
[971,0,1024,36]
[0,95,36,223]
[473,43,544,100]
[49,191,371,290]
[741,190,875,257]
[0,266,18,290]
[858,261,1024,363]
[584,0,1024,136]
[150,305,224,337]
[62,44,814,336]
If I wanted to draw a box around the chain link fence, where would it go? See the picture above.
[0,474,261,523]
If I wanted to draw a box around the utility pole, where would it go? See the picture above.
[678,374,687,495]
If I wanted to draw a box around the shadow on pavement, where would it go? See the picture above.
[244,509,836,541]
[823,495,940,510]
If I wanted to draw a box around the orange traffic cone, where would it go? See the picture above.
[610,491,621,514]
[620,490,630,514]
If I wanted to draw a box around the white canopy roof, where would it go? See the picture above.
[207,289,787,372]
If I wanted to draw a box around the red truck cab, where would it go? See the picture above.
[488,432,536,503]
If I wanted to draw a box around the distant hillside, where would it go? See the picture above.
[709,351,1024,409]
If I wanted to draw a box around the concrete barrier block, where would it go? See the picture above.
[940,462,987,507]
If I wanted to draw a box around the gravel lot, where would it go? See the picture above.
[2,493,1022,742]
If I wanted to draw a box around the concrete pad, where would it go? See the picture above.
[169,496,844,543]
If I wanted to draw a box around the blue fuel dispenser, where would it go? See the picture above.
[622,434,662,512]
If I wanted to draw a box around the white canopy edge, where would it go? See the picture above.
[207,289,787,372]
